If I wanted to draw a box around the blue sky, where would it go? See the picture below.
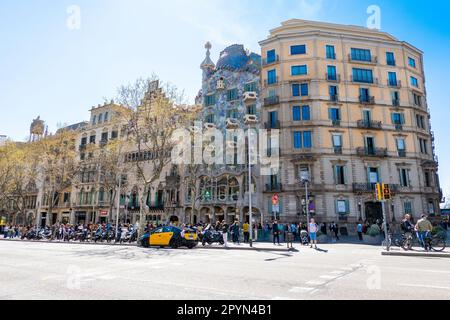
[1,0,449,199]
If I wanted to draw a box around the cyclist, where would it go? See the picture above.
[401,214,415,235]
[415,214,433,252]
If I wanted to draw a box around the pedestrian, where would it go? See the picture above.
[415,214,433,251]
[243,221,250,243]
[286,224,294,249]
[309,218,319,249]
[221,220,229,248]
[272,220,280,245]
[330,221,339,241]
[230,220,240,244]
[357,222,363,241]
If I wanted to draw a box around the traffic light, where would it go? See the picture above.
[383,184,391,200]
[376,183,383,201]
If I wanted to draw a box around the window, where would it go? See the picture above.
[226,108,238,119]
[386,52,395,66]
[404,201,413,215]
[293,132,302,149]
[267,49,276,64]
[269,111,278,128]
[291,65,308,76]
[397,138,406,156]
[293,106,301,121]
[293,131,312,149]
[205,94,216,106]
[352,68,373,83]
[388,72,398,86]
[89,135,96,144]
[368,167,379,184]
[227,88,238,101]
[291,45,306,55]
[244,82,257,92]
[419,138,428,154]
[408,57,416,68]
[351,48,372,62]
[104,112,109,122]
[327,66,337,80]
[81,137,87,146]
[292,84,300,96]
[98,113,103,123]
[416,115,425,129]
[328,108,341,121]
[267,69,277,85]
[326,45,336,59]
[301,105,311,121]
[111,131,118,140]
[413,93,422,107]
[92,115,96,125]
[247,104,256,115]
[336,200,349,215]
[206,114,215,123]
[411,77,419,88]
[101,132,108,142]
[334,166,346,185]
[428,201,435,215]
[424,171,431,187]
[392,91,400,105]
[360,88,371,102]
[329,85,338,99]
[391,112,405,125]
[293,105,310,121]
[399,169,410,187]
[332,135,342,147]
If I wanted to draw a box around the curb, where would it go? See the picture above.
[197,245,294,253]
[382,251,450,258]
[0,239,293,252]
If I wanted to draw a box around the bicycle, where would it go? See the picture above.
[424,233,447,252]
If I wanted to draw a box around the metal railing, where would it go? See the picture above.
[357,120,382,129]
[264,95,280,106]
[356,147,388,157]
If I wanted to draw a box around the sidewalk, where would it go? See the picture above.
[197,242,295,252]
[381,246,450,258]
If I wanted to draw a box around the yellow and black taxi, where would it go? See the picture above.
[139,226,198,249]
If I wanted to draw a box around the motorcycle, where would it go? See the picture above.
[201,229,224,246]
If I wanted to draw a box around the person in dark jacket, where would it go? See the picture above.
[272,220,280,245]
[230,220,240,244]
[221,221,229,248]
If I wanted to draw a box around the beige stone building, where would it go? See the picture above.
[259,20,442,230]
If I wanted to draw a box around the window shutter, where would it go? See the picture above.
[400,113,405,124]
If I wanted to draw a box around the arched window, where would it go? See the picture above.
[92,115,97,125]
[228,177,240,201]
[200,177,212,201]
[98,113,103,123]
[98,187,105,203]
[104,112,109,122]
[218,177,228,201]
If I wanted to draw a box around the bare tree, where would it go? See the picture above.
[114,76,196,235]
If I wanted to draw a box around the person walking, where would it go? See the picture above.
[357,223,363,241]
[330,222,339,241]
[243,221,250,243]
[221,221,229,248]
[230,220,240,244]
[272,220,280,245]
[309,218,319,249]
[286,223,294,249]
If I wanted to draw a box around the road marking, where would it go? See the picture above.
[319,275,338,280]
[329,270,345,275]
[306,280,326,286]
[289,287,315,293]
[398,284,450,291]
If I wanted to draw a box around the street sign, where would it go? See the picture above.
[100,211,109,217]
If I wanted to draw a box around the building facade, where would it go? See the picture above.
[259,20,442,231]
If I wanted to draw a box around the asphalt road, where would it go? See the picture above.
[0,241,449,300]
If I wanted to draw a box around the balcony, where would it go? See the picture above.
[330,94,339,102]
[359,95,375,104]
[264,77,279,86]
[398,150,406,158]
[264,95,280,106]
[334,146,343,155]
[357,120,382,129]
[387,79,402,88]
[392,99,400,107]
[356,147,388,157]
[262,55,280,66]
[264,120,281,130]
[351,76,378,85]
[265,183,283,192]
[326,73,341,82]
[394,124,403,131]
[331,120,341,127]
[353,183,376,193]
[348,54,378,64]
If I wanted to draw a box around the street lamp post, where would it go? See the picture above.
[245,117,257,248]
[300,170,310,232]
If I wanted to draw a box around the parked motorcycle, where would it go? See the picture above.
[201,229,224,246]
